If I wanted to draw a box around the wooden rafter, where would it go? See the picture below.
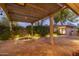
[10,15,37,23]
[57,3,64,7]
[17,3,25,6]
[0,3,69,23]
[7,4,46,17]
[33,5,66,23]
[26,3,49,13]
[8,11,40,19]
[66,3,79,15]
[15,3,47,15]
[11,18,31,23]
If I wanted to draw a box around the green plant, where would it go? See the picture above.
[26,26,49,37]
[54,8,76,25]
[0,25,11,40]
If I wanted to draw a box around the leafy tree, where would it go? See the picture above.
[0,16,12,40]
[26,26,49,37]
[54,8,77,25]
[0,17,10,27]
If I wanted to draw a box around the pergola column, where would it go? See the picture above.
[49,15,55,45]
[31,23,34,38]
[9,21,13,32]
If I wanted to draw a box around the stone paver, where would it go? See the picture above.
[0,36,79,56]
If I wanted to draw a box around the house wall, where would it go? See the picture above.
[66,27,78,36]
[56,26,78,36]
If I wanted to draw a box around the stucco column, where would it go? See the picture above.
[49,15,55,45]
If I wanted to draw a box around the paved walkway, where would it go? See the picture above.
[0,36,79,56]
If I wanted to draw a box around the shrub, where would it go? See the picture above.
[26,26,49,37]
[0,25,11,41]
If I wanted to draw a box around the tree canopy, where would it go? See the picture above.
[54,8,77,25]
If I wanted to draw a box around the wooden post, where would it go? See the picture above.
[49,15,55,45]
[9,21,13,32]
[31,23,33,38]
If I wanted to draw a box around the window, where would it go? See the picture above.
[59,28,66,34]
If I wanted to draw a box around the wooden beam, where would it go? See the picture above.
[10,18,30,22]
[10,15,36,23]
[33,6,67,23]
[57,3,65,7]
[66,3,79,15]
[11,18,31,23]
[7,3,63,23]
[8,11,39,19]
[14,3,47,15]
[5,3,66,24]
[16,3,25,6]
[26,3,49,13]
[16,3,26,7]
[7,4,45,18]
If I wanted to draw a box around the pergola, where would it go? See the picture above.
[0,3,79,45]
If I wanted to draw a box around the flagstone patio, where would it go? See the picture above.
[0,36,79,56]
